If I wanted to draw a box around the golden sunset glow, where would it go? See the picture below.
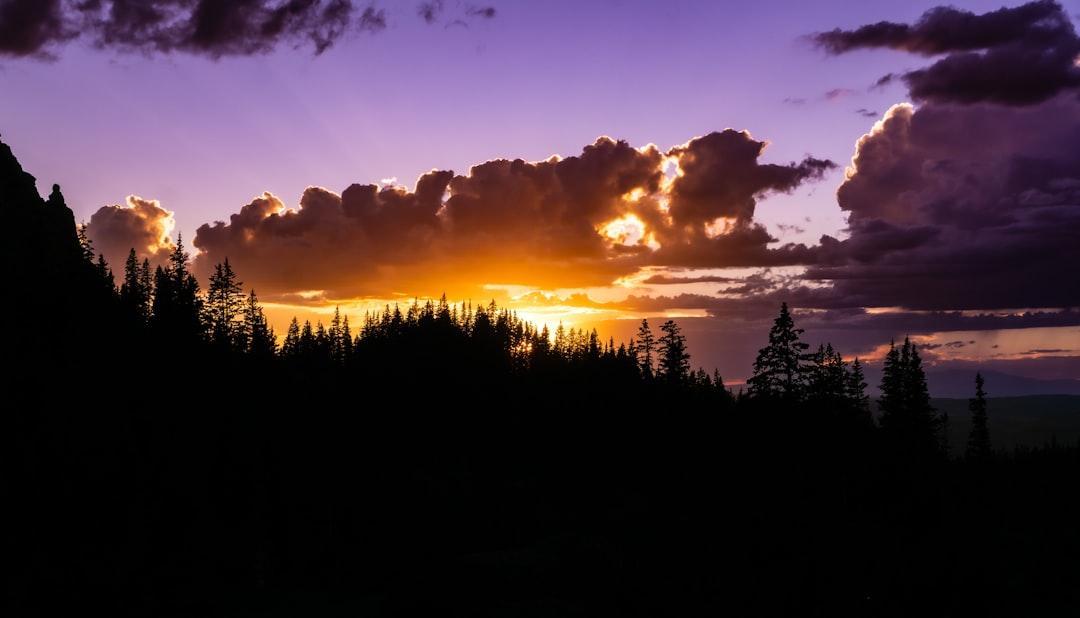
[704,216,738,238]
[599,214,647,246]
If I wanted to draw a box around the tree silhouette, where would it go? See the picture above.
[845,357,872,426]
[747,302,809,401]
[806,342,847,407]
[243,289,276,358]
[878,337,941,457]
[966,372,991,461]
[657,319,690,386]
[151,234,202,345]
[120,248,153,325]
[635,319,655,379]
[281,317,301,357]
[205,257,245,351]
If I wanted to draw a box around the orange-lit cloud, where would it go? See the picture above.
[85,195,176,273]
[189,132,835,302]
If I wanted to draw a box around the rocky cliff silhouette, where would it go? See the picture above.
[0,135,120,403]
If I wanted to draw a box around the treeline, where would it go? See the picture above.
[81,236,735,411]
[75,235,1017,466]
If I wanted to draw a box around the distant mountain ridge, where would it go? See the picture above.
[860,365,1080,399]
[925,368,1080,398]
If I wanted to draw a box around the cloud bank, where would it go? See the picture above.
[184,131,833,299]
[795,1,1080,318]
[0,0,496,58]
[811,0,1080,105]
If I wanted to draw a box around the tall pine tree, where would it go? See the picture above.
[747,302,809,401]
[878,337,941,457]
[205,258,245,351]
[635,319,656,379]
[966,372,991,461]
[657,319,690,386]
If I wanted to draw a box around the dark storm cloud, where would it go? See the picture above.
[187,133,834,299]
[809,96,1080,312]
[813,1,1068,55]
[811,0,1080,105]
[0,0,497,58]
[0,0,71,57]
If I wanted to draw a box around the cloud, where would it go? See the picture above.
[0,0,498,58]
[85,195,176,271]
[804,96,1080,312]
[466,6,496,19]
[810,0,1080,105]
[640,274,742,285]
[190,133,835,300]
[825,88,858,100]
[665,130,834,229]
[799,4,1080,316]
[417,0,443,24]
[0,0,72,57]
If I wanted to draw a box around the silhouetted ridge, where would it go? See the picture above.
[0,135,121,401]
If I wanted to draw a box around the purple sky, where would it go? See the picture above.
[2,0,1078,393]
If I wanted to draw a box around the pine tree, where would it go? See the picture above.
[243,289,276,358]
[635,319,655,378]
[120,248,152,325]
[657,319,690,386]
[966,372,991,461]
[77,223,96,263]
[328,306,351,365]
[747,302,809,401]
[151,234,202,343]
[878,337,940,456]
[281,317,301,357]
[205,257,245,351]
[846,357,872,426]
[806,342,847,407]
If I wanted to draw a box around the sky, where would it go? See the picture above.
[2,0,1079,393]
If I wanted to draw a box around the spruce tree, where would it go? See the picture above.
[205,258,244,351]
[635,319,655,378]
[747,302,809,401]
[657,319,690,386]
[846,357,872,426]
[878,337,940,457]
[120,248,152,325]
[151,234,202,343]
[966,372,991,461]
[243,289,276,358]
[281,317,301,357]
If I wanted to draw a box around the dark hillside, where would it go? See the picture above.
[935,395,1080,452]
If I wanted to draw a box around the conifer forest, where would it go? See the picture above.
[2,137,1079,616]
